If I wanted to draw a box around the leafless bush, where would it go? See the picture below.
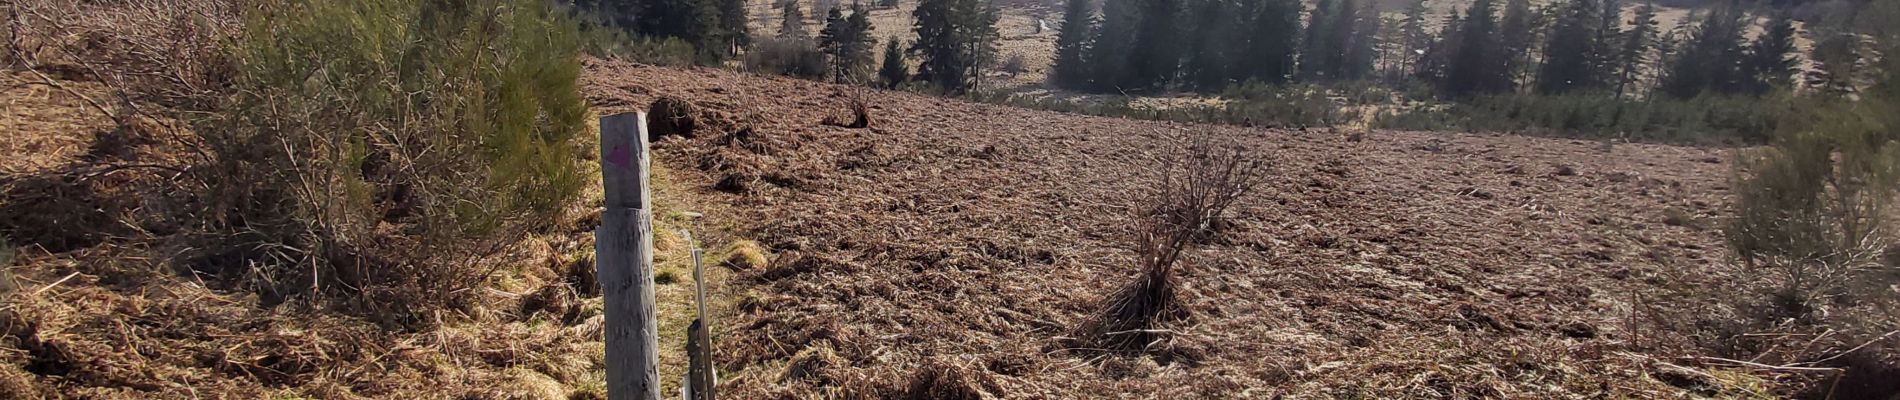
[998,53,1026,77]
[821,89,872,128]
[1066,131,1267,354]
[745,35,826,79]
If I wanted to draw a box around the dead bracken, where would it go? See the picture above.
[580,62,1770,397]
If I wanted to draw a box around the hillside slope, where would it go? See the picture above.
[582,60,1768,398]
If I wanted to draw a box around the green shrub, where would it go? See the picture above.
[619,36,701,67]
[1726,99,1899,319]
[569,7,699,66]
[967,81,1344,128]
[745,35,826,79]
[1374,92,1792,144]
[199,0,587,326]
[1219,81,1346,128]
[1717,97,1900,394]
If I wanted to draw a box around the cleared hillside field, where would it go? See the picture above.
[582,60,1766,397]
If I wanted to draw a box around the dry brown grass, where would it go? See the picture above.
[719,240,771,270]
[1,19,743,396]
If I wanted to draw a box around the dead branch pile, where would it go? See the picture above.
[648,96,699,140]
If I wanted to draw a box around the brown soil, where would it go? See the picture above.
[578,60,1784,398]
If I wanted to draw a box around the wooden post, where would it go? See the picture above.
[683,231,715,400]
[597,112,660,400]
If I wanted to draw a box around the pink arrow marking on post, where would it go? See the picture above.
[606,143,633,169]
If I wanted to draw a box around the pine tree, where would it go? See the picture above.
[1537,0,1602,94]
[589,0,728,59]
[820,4,877,83]
[1239,0,1302,84]
[1589,0,1624,86]
[1498,0,1535,89]
[1052,0,1097,89]
[632,0,724,54]
[1340,3,1380,80]
[1611,1,1659,96]
[1807,31,1860,97]
[1650,8,1692,93]
[1741,12,1798,95]
[1416,9,1462,85]
[1377,14,1404,80]
[880,38,911,88]
[1446,0,1508,96]
[1299,0,1337,79]
[820,7,846,46]
[1185,0,1239,90]
[718,0,750,55]
[1523,2,1561,84]
[911,0,999,92]
[968,2,1002,88]
[1398,0,1430,78]
[780,0,808,38]
[1124,0,1185,91]
[1325,0,1359,78]
[1658,5,1747,98]
[1089,0,1140,90]
[912,0,959,89]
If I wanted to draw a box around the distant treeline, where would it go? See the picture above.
[1050,0,1829,101]
[572,0,1892,141]
[570,0,1001,93]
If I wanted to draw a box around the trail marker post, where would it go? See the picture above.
[682,230,715,400]
[598,112,660,400]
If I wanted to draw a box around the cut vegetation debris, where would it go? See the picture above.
[5,0,1898,397]
[580,61,1813,397]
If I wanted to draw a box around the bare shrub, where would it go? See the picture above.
[821,90,872,128]
[1066,131,1266,354]
[745,35,826,79]
[998,52,1026,77]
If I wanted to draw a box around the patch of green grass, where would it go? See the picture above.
[655,267,683,285]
